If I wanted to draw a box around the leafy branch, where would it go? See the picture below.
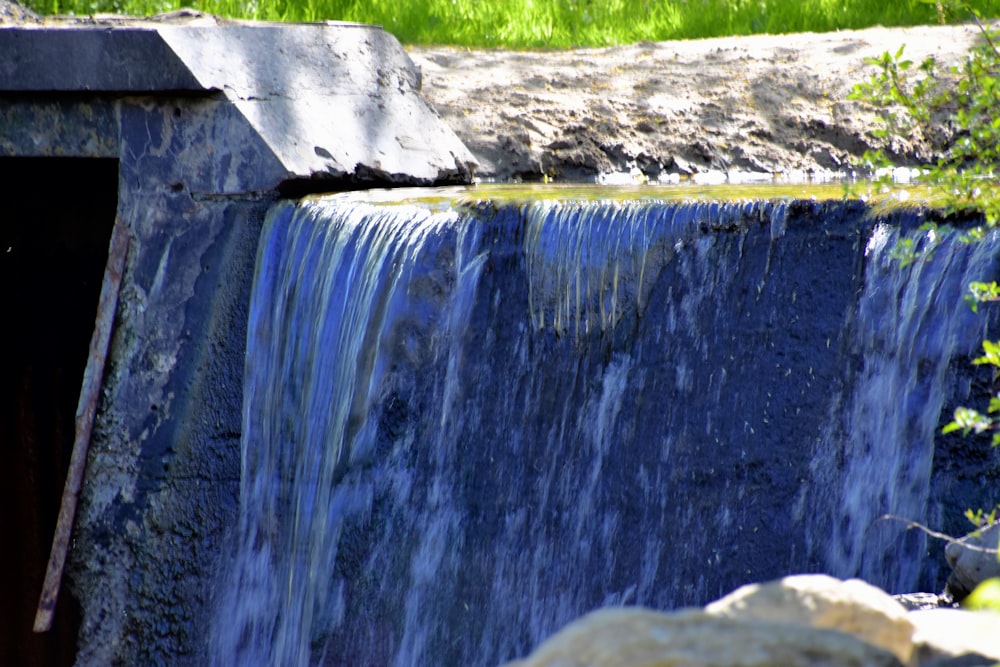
[850,2,1000,223]
[850,0,1000,608]
[942,339,1000,445]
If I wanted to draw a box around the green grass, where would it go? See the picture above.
[21,0,1000,48]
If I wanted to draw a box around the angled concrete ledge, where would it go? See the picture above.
[0,12,475,665]
[0,16,477,186]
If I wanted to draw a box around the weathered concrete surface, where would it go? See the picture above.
[156,23,476,186]
[1,15,477,186]
[0,28,204,91]
[0,12,476,665]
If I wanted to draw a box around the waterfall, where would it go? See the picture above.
[211,194,997,666]
[211,200,474,665]
[809,222,996,592]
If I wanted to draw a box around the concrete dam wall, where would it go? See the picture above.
[215,193,1000,666]
[1,13,999,667]
[0,15,473,665]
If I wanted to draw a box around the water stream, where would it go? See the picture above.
[211,193,997,666]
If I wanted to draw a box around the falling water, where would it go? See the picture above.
[211,200,473,665]
[809,222,996,592]
[212,194,997,666]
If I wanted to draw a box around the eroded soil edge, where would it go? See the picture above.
[408,25,990,182]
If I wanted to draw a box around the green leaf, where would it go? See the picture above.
[974,340,1000,367]
[959,227,986,244]
[966,507,986,525]
[963,578,1000,610]
[945,406,993,435]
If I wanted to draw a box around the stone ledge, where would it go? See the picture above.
[0,17,477,187]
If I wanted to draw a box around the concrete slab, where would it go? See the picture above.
[0,28,204,91]
[158,23,476,184]
[0,16,477,187]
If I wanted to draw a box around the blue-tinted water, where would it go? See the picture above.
[211,195,997,666]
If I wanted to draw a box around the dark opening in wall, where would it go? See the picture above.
[0,157,118,666]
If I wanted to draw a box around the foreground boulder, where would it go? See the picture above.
[909,608,1000,664]
[704,573,915,665]
[504,575,1000,667]
[502,607,903,667]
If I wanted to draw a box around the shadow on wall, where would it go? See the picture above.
[0,156,118,666]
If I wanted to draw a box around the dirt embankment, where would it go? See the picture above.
[1,0,989,184]
[407,24,990,182]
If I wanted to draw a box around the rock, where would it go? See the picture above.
[704,573,915,666]
[919,655,1000,667]
[0,0,40,24]
[945,522,1000,601]
[909,608,1000,665]
[893,592,954,611]
[502,607,903,667]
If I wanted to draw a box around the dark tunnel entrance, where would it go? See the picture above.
[0,157,118,666]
